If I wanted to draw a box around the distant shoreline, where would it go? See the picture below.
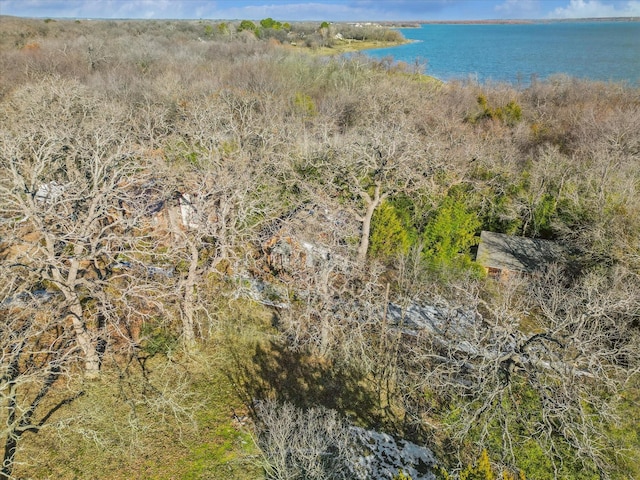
[383,17,640,27]
[290,38,410,56]
[2,14,638,25]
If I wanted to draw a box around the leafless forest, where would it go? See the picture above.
[1,16,639,480]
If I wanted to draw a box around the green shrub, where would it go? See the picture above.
[471,94,523,126]
[237,20,257,34]
[370,201,413,259]
[394,471,413,480]
[141,323,178,356]
[293,92,317,117]
[460,450,495,480]
[260,17,282,30]
[421,196,481,274]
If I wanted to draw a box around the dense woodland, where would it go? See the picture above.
[1,16,639,480]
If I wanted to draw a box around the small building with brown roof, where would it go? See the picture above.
[475,231,566,279]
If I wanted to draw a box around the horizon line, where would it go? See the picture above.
[2,14,640,23]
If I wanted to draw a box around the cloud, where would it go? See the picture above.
[0,0,181,19]
[7,0,638,21]
[550,0,640,18]
[0,0,482,21]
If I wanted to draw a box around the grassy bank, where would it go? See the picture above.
[300,38,409,56]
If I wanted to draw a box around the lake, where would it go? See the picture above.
[363,22,640,85]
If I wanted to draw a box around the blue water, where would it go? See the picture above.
[364,22,640,85]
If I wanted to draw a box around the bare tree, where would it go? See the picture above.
[396,266,640,475]
[0,282,83,480]
[0,78,199,476]
[326,125,438,265]
[0,77,162,376]
[157,98,277,345]
[254,400,355,480]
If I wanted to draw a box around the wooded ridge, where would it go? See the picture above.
[1,17,639,480]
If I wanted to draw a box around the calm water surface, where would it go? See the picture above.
[364,22,640,85]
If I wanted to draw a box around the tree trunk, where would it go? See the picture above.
[1,434,18,480]
[357,184,387,264]
[60,255,101,378]
[2,384,19,480]
[180,240,199,348]
[68,301,101,378]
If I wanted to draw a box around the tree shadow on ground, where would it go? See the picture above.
[228,337,397,433]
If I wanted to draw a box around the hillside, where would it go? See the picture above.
[1,16,639,480]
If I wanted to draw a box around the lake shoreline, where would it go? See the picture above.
[416,17,640,24]
[287,38,410,56]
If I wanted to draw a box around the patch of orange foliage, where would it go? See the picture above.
[22,42,41,52]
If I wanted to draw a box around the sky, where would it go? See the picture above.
[1,0,640,21]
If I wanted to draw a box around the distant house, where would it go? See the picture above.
[475,231,565,279]
[132,181,204,239]
[149,192,200,232]
[34,181,65,204]
[2,181,67,262]
[261,203,357,277]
